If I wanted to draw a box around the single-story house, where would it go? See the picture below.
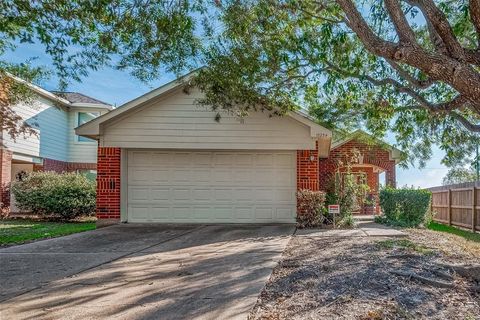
[76,74,402,225]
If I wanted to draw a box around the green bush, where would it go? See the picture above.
[296,189,326,228]
[379,187,432,227]
[11,171,96,220]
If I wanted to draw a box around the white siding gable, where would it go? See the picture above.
[4,96,69,161]
[101,88,317,150]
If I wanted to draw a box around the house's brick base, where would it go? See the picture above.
[0,149,12,210]
[96,147,121,224]
[40,158,97,172]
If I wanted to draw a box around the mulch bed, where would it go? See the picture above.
[249,229,480,320]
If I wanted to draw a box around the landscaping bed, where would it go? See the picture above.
[0,220,96,246]
[249,230,480,319]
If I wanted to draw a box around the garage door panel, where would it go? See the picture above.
[150,207,171,221]
[275,153,295,167]
[151,152,172,165]
[127,150,296,223]
[192,189,211,201]
[151,188,170,201]
[130,188,150,201]
[235,207,254,220]
[255,154,274,166]
[255,207,274,219]
[172,169,191,182]
[152,170,170,183]
[276,207,295,219]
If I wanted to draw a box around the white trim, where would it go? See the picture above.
[11,152,43,164]
[70,103,113,110]
[8,73,71,106]
[120,149,128,223]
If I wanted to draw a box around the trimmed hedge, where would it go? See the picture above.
[378,187,432,227]
[11,171,96,220]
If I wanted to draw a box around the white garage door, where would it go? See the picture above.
[127,150,297,223]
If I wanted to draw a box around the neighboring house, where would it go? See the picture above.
[0,80,112,212]
[76,73,402,226]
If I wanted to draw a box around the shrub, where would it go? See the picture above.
[379,187,432,227]
[296,189,326,228]
[11,171,96,220]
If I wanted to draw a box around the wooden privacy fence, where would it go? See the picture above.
[429,182,480,232]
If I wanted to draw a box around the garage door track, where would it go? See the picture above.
[0,224,293,320]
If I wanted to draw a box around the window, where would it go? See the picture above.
[77,112,100,142]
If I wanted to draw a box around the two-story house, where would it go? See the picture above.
[0,80,112,212]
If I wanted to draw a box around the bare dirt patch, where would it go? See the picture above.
[249,231,480,320]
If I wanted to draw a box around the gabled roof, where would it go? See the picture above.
[8,73,113,110]
[75,71,332,139]
[332,129,404,163]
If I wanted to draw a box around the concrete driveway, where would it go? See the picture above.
[0,224,293,320]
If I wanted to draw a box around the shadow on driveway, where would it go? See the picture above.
[0,224,293,320]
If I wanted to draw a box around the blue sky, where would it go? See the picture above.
[3,43,449,188]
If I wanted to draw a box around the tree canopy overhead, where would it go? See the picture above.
[1,0,479,167]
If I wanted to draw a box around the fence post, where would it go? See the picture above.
[448,189,452,226]
[473,187,477,233]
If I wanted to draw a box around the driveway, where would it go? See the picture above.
[0,224,294,320]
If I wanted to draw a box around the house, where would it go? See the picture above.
[0,79,113,212]
[76,74,402,225]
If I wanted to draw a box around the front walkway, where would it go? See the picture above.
[296,216,406,237]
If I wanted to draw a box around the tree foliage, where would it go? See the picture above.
[1,0,479,166]
[442,166,478,185]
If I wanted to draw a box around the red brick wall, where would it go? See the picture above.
[0,149,12,209]
[96,147,121,221]
[297,149,319,191]
[42,158,96,172]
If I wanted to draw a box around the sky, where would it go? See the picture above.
[3,43,450,188]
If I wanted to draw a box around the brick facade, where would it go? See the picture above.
[0,149,12,209]
[41,158,97,172]
[96,147,121,223]
[319,140,396,190]
[319,139,396,214]
[297,148,319,191]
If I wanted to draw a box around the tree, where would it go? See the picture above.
[0,0,206,144]
[1,0,479,167]
[194,0,480,167]
[442,167,478,185]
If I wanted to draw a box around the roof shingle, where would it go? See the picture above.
[51,91,111,106]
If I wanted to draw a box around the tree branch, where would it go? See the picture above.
[407,0,465,60]
[384,0,416,43]
[326,61,435,107]
[386,59,435,89]
[335,0,398,58]
[450,111,480,132]
[470,0,480,48]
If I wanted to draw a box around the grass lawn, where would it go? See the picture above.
[427,222,480,243]
[0,220,96,246]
